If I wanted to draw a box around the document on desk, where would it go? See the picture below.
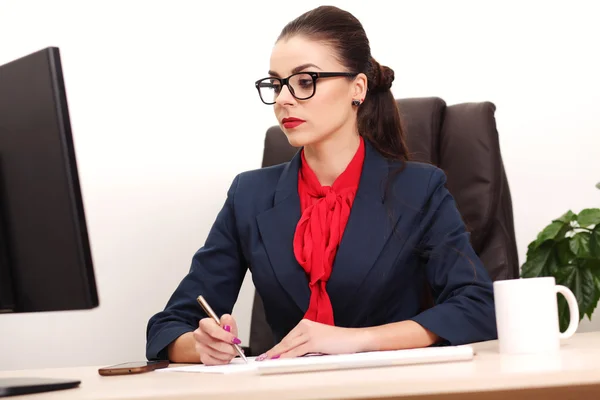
[158,345,474,375]
[161,358,258,374]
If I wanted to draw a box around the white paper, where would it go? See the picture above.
[160,357,258,374]
[158,345,473,375]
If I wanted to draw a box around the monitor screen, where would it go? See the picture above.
[0,47,98,313]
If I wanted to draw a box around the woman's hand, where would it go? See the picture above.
[257,319,367,360]
[193,314,243,366]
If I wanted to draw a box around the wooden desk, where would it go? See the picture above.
[2,332,600,400]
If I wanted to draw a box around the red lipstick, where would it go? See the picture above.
[282,117,305,129]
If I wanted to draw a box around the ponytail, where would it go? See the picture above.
[358,57,409,162]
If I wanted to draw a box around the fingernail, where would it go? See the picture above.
[223,325,231,332]
[232,337,241,345]
[271,355,280,359]
[256,353,267,361]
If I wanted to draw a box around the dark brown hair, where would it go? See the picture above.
[278,6,409,163]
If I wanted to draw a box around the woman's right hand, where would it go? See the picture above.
[193,314,243,365]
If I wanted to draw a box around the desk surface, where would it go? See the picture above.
[2,332,600,400]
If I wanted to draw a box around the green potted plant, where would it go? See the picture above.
[521,183,600,331]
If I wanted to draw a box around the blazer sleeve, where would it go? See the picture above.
[145,174,248,360]
[410,168,498,345]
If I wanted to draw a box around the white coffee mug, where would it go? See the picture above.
[493,276,579,355]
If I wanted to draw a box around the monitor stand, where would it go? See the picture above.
[0,378,80,397]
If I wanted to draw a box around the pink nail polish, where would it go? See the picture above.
[232,337,241,345]
[271,355,280,359]
[223,325,231,332]
[257,353,267,361]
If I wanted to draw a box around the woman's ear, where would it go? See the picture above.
[352,73,368,103]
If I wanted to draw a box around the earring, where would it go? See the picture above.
[352,99,361,106]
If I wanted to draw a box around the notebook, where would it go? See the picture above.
[158,345,474,375]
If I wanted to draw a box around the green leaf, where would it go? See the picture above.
[555,264,598,322]
[555,266,575,332]
[521,242,557,278]
[570,232,591,259]
[558,295,570,332]
[589,273,600,322]
[580,267,598,320]
[578,208,600,228]
[556,239,576,266]
[554,210,576,224]
[586,260,600,295]
[580,258,600,273]
[535,221,568,248]
[587,275,600,320]
[590,226,600,258]
[556,265,576,286]
[526,239,537,256]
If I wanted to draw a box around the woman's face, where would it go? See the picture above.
[268,35,366,148]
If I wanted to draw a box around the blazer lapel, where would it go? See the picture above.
[256,141,402,319]
[256,152,310,313]
[327,141,401,318]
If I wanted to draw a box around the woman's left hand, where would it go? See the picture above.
[257,319,367,360]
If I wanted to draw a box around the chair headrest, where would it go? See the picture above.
[438,101,503,252]
[397,97,445,164]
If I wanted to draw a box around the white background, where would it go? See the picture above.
[1,0,598,370]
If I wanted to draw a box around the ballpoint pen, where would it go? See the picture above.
[196,295,248,363]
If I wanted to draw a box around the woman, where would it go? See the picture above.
[146,5,497,366]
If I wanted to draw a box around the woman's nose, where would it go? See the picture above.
[275,84,296,106]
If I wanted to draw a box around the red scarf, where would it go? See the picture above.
[293,137,365,325]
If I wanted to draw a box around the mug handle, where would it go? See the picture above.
[556,285,579,339]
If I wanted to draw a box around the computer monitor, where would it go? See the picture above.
[0,47,99,396]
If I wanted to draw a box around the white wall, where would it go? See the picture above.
[1,0,598,371]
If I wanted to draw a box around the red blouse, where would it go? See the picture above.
[292,137,365,325]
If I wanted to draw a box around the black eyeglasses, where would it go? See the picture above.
[254,72,358,105]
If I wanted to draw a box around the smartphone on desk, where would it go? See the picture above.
[98,360,169,376]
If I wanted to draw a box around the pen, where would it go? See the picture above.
[196,295,248,363]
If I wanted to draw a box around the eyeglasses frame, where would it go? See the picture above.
[254,71,359,105]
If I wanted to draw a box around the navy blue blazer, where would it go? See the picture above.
[146,140,497,360]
